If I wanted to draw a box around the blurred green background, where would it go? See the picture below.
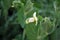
[0,0,60,40]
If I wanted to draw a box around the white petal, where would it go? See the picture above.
[33,12,38,26]
[33,12,36,17]
[29,17,35,22]
[26,17,35,24]
[35,17,38,26]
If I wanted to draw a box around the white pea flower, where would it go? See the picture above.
[26,12,38,26]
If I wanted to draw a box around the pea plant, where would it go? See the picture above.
[0,0,60,40]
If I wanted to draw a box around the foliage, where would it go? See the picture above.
[0,0,60,40]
